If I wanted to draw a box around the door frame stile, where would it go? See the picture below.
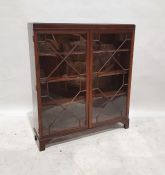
[126,29,135,119]
[87,30,93,128]
[33,32,43,137]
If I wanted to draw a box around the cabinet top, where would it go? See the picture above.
[31,23,135,31]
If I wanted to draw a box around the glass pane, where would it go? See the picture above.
[92,32,131,124]
[37,33,87,136]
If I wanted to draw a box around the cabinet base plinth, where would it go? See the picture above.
[33,118,130,151]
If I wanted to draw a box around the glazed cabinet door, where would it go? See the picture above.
[36,32,88,136]
[91,31,132,125]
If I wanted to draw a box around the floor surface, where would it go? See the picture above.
[0,116,165,175]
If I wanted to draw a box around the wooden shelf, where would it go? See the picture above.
[39,49,129,56]
[93,90,126,98]
[93,49,129,54]
[40,74,86,84]
[42,95,85,106]
[95,70,127,78]
[40,70,127,84]
[48,75,80,83]
[39,51,85,56]
[42,90,126,106]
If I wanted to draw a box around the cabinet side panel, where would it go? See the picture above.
[27,23,39,133]
[126,29,135,118]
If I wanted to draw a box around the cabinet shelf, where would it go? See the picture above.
[40,74,85,84]
[42,90,126,106]
[42,95,84,106]
[93,90,126,99]
[40,70,127,84]
[95,70,127,78]
[39,49,129,57]
[93,49,129,54]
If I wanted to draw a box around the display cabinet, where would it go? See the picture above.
[28,23,135,151]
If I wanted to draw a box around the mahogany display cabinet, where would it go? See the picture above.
[28,23,135,151]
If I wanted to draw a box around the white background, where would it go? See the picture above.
[0,0,165,118]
